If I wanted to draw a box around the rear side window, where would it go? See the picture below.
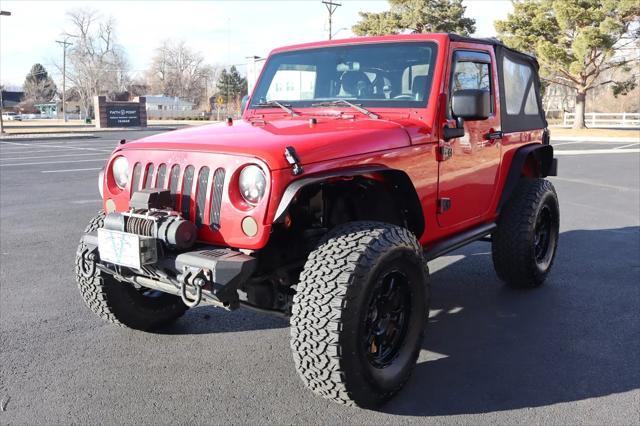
[496,46,546,133]
[503,57,535,115]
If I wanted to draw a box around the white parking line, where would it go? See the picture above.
[554,149,640,155]
[41,167,103,173]
[0,158,107,167]
[1,152,108,161]
[614,142,640,150]
[0,144,115,154]
[0,141,113,152]
[551,176,638,192]
[0,139,121,146]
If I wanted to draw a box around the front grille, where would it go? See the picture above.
[130,162,226,230]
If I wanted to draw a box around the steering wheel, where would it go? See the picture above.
[392,94,414,100]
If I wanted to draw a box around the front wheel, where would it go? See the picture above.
[290,222,430,407]
[75,211,188,331]
[492,178,559,288]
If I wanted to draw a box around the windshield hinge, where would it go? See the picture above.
[284,146,303,176]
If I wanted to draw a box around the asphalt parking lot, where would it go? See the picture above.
[1,130,638,424]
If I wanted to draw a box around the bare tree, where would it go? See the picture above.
[146,40,217,106]
[60,8,130,118]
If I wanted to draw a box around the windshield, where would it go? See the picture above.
[250,42,437,110]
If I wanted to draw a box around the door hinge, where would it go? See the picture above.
[438,145,453,161]
[437,198,451,213]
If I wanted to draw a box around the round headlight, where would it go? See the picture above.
[239,165,266,204]
[112,156,129,189]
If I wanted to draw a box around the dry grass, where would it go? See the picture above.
[549,127,640,139]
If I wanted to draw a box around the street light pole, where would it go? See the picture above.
[0,10,11,134]
[55,39,72,122]
[322,1,341,40]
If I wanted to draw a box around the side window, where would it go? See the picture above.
[452,62,490,91]
[502,56,538,115]
[450,51,493,114]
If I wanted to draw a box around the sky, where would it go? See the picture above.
[0,0,514,89]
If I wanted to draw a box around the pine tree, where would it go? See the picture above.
[23,64,58,103]
[216,66,248,104]
[353,0,476,36]
[495,0,639,128]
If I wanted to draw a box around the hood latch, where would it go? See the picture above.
[284,146,303,176]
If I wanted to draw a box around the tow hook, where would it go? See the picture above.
[178,267,210,307]
[180,277,204,307]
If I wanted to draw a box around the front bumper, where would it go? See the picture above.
[82,232,257,309]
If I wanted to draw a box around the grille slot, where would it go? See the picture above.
[210,168,225,230]
[181,165,195,219]
[144,164,154,188]
[131,162,142,192]
[169,164,181,207]
[156,164,167,189]
[195,167,210,227]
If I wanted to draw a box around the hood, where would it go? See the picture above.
[120,116,416,170]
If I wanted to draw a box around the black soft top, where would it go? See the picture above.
[448,33,547,133]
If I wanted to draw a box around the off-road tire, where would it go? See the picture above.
[492,178,559,288]
[75,211,188,330]
[290,221,429,408]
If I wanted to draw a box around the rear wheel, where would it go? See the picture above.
[492,178,559,288]
[75,211,188,330]
[290,221,429,407]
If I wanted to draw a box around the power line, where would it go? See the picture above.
[322,1,342,41]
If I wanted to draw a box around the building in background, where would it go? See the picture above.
[144,95,195,119]
[247,56,266,94]
[34,90,82,119]
[0,90,24,112]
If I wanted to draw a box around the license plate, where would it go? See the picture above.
[98,229,143,269]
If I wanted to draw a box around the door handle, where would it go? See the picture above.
[484,130,502,140]
[484,130,502,145]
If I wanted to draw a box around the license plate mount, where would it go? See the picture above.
[97,229,157,269]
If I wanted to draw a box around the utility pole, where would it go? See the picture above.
[322,1,341,40]
[0,10,12,134]
[55,39,72,122]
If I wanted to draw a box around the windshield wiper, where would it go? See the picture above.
[254,100,299,117]
[311,99,379,119]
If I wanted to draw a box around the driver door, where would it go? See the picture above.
[436,47,502,228]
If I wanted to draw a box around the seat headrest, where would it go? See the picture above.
[412,75,428,100]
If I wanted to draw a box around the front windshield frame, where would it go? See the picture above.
[249,41,438,110]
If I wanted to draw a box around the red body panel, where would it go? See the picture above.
[101,34,544,250]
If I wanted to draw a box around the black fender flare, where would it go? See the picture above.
[273,166,425,237]
[498,143,557,213]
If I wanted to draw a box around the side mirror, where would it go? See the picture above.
[443,89,490,141]
[240,95,250,114]
[451,89,490,120]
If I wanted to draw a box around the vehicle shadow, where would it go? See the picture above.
[385,226,640,416]
[157,304,289,335]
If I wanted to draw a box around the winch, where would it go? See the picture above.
[102,189,198,250]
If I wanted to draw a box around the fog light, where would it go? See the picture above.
[241,216,258,237]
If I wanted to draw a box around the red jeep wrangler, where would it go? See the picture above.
[77,33,558,408]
